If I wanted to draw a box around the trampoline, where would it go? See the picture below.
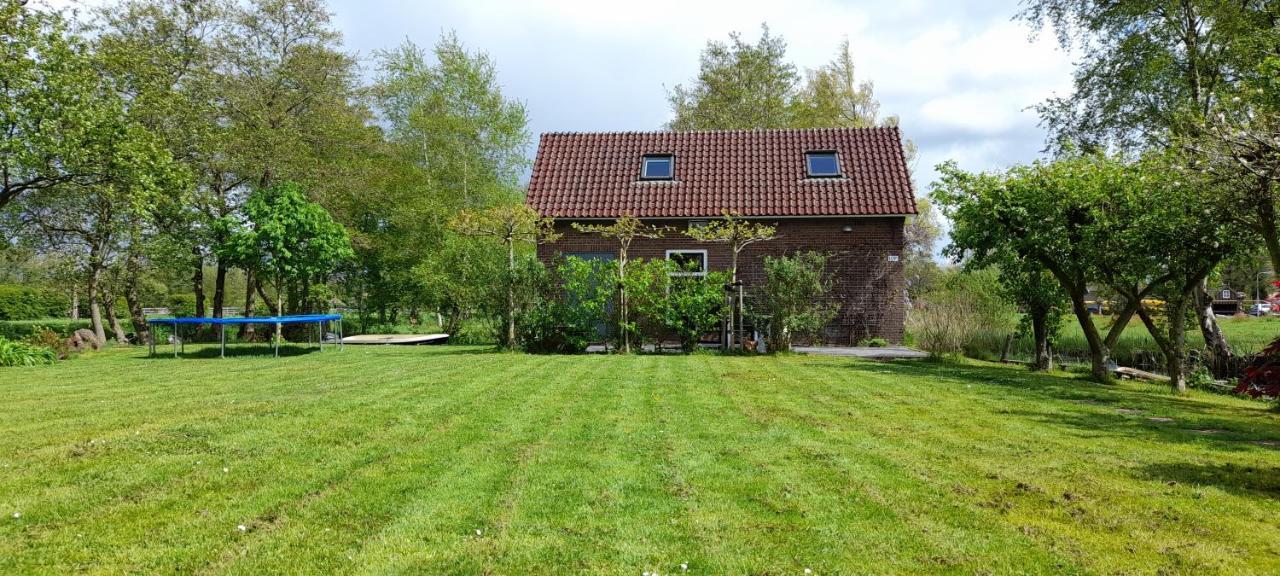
[147,314,344,358]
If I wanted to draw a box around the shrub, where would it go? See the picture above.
[750,252,838,352]
[26,326,71,360]
[626,259,729,352]
[0,319,91,340]
[167,294,197,317]
[858,337,889,348]
[0,336,56,367]
[906,268,1018,358]
[1236,335,1280,399]
[520,257,612,354]
[0,285,69,320]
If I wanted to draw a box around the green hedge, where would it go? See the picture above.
[0,285,69,321]
[0,319,92,340]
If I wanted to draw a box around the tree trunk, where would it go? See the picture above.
[275,274,284,345]
[257,282,278,315]
[101,286,127,344]
[1031,310,1052,372]
[1194,278,1233,376]
[618,253,630,354]
[1067,287,1111,382]
[506,238,516,350]
[87,265,106,345]
[212,261,227,318]
[1257,185,1280,279]
[240,271,257,338]
[1166,296,1189,394]
[1103,298,1139,352]
[123,254,150,345]
[70,288,79,320]
[192,247,206,318]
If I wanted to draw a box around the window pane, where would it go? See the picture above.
[643,156,673,179]
[807,153,840,176]
[667,251,705,274]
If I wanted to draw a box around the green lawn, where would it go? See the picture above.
[3,346,1280,574]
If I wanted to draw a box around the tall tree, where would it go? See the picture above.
[666,24,799,131]
[90,0,228,334]
[366,33,531,320]
[1019,0,1276,365]
[1,1,128,212]
[217,0,366,331]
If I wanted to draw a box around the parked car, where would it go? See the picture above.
[1249,302,1273,316]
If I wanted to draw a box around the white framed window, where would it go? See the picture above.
[665,249,707,277]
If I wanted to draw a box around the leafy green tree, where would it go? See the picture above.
[932,156,1146,382]
[450,204,558,350]
[993,255,1068,371]
[411,233,503,337]
[684,213,776,348]
[572,216,669,354]
[364,33,531,322]
[751,251,838,352]
[1,1,136,213]
[217,182,353,343]
[1018,0,1278,366]
[216,0,369,328]
[92,0,237,320]
[667,24,798,131]
[1123,156,1255,392]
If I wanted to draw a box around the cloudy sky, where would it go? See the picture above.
[49,0,1076,191]
[326,0,1076,190]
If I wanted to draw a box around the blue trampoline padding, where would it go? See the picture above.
[147,314,341,325]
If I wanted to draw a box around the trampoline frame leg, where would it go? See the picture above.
[173,321,178,358]
[274,322,280,357]
[220,324,226,358]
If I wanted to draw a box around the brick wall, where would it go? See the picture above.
[537,217,906,344]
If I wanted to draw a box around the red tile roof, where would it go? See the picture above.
[526,127,916,218]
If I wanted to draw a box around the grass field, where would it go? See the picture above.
[3,346,1280,574]
[968,315,1280,367]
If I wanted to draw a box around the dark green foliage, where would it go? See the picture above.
[0,285,68,320]
[0,335,55,367]
[751,252,838,352]
[520,257,612,354]
[0,319,91,340]
[167,294,197,318]
[625,259,730,352]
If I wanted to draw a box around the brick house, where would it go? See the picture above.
[526,127,916,345]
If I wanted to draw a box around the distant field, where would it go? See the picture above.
[3,346,1280,574]
[960,315,1280,367]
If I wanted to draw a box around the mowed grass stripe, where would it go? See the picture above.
[4,348,1280,574]
[0,347,500,553]
[756,356,1278,573]
[1,349,531,573]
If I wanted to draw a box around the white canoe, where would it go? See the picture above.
[341,333,450,345]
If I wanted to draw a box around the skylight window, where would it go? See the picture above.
[641,154,674,180]
[805,151,841,177]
